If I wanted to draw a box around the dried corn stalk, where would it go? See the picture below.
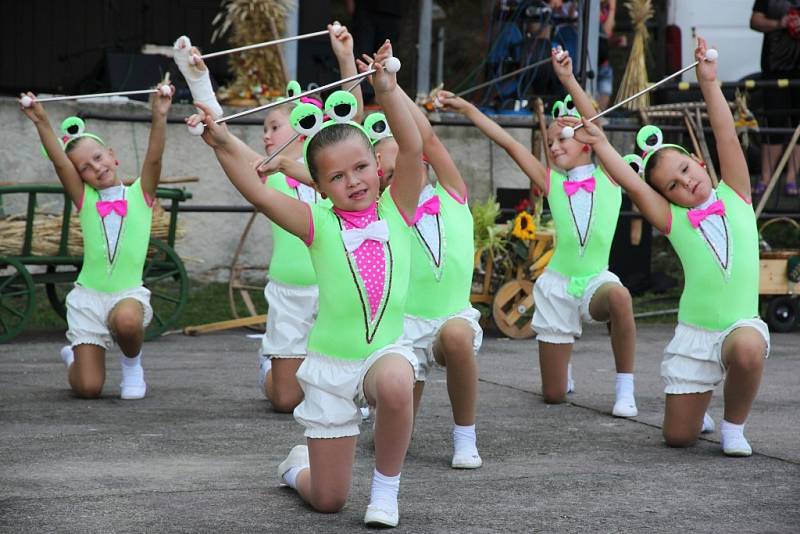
[212,0,294,106]
[615,0,654,110]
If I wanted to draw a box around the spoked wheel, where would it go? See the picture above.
[45,264,80,320]
[0,258,35,343]
[143,239,189,340]
[492,279,536,339]
[227,212,267,332]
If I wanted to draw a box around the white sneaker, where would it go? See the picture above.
[364,503,399,528]
[59,345,74,369]
[721,433,752,457]
[360,406,371,420]
[451,448,483,469]
[258,355,271,391]
[120,366,146,400]
[278,445,309,486]
[701,412,715,434]
[612,397,638,418]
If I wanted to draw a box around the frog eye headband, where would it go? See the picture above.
[363,112,392,145]
[41,116,105,159]
[551,94,580,120]
[290,90,366,165]
[636,125,690,180]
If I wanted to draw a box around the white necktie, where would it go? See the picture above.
[341,219,390,252]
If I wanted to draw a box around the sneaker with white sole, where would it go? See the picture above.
[721,433,752,457]
[612,397,638,418]
[364,503,399,528]
[278,445,309,486]
[258,354,271,392]
[120,365,146,400]
[701,412,715,434]
[566,363,575,394]
[451,449,483,469]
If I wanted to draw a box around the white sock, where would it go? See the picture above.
[282,466,305,490]
[173,36,223,117]
[120,353,144,383]
[60,345,74,369]
[615,373,635,401]
[701,412,715,433]
[453,423,478,454]
[369,469,400,511]
[258,355,272,385]
[720,419,745,440]
[566,363,575,393]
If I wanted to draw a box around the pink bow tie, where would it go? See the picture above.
[286,176,300,188]
[412,195,441,224]
[96,199,127,218]
[687,199,725,228]
[563,177,596,196]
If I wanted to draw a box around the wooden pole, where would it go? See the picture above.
[755,122,800,218]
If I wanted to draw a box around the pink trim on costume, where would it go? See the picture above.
[303,203,314,246]
[733,188,752,205]
[333,201,378,225]
[143,191,156,207]
[75,188,85,212]
[286,176,300,188]
[389,188,416,226]
[445,186,468,205]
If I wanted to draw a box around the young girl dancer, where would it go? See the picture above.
[437,47,638,417]
[564,38,768,456]
[174,24,359,412]
[188,42,424,527]
[19,82,174,399]
[355,57,484,468]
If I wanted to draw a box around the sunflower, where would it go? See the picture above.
[512,211,537,240]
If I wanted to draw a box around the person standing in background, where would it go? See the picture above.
[750,0,800,197]
[597,0,626,110]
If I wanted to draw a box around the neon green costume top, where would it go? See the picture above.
[76,178,152,292]
[265,172,330,286]
[307,192,412,361]
[546,165,622,297]
[405,182,474,318]
[667,182,759,331]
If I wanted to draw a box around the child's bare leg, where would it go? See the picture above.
[265,358,305,413]
[108,298,145,357]
[721,327,765,424]
[363,354,415,475]
[538,341,573,403]
[293,437,357,513]
[663,392,712,447]
[588,283,635,373]
[69,344,106,398]
[432,318,478,426]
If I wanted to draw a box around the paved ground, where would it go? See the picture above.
[1,324,798,533]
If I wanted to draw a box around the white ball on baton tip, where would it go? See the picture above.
[187,122,205,136]
[159,85,172,96]
[20,95,33,108]
[561,126,575,139]
[384,56,401,73]
[704,48,718,61]
[332,22,342,34]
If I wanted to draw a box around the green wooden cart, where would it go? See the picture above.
[0,184,192,343]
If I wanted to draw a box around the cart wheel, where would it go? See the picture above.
[0,258,35,343]
[45,264,80,320]
[765,296,799,333]
[143,239,189,340]
[492,279,536,339]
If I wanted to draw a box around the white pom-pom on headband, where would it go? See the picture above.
[559,48,719,139]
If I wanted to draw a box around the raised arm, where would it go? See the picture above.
[438,90,547,191]
[566,116,672,232]
[551,47,597,120]
[695,38,750,200]
[256,154,314,186]
[329,23,365,123]
[372,41,424,219]
[19,94,84,206]
[188,103,311,243]
[140,82,174,198]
